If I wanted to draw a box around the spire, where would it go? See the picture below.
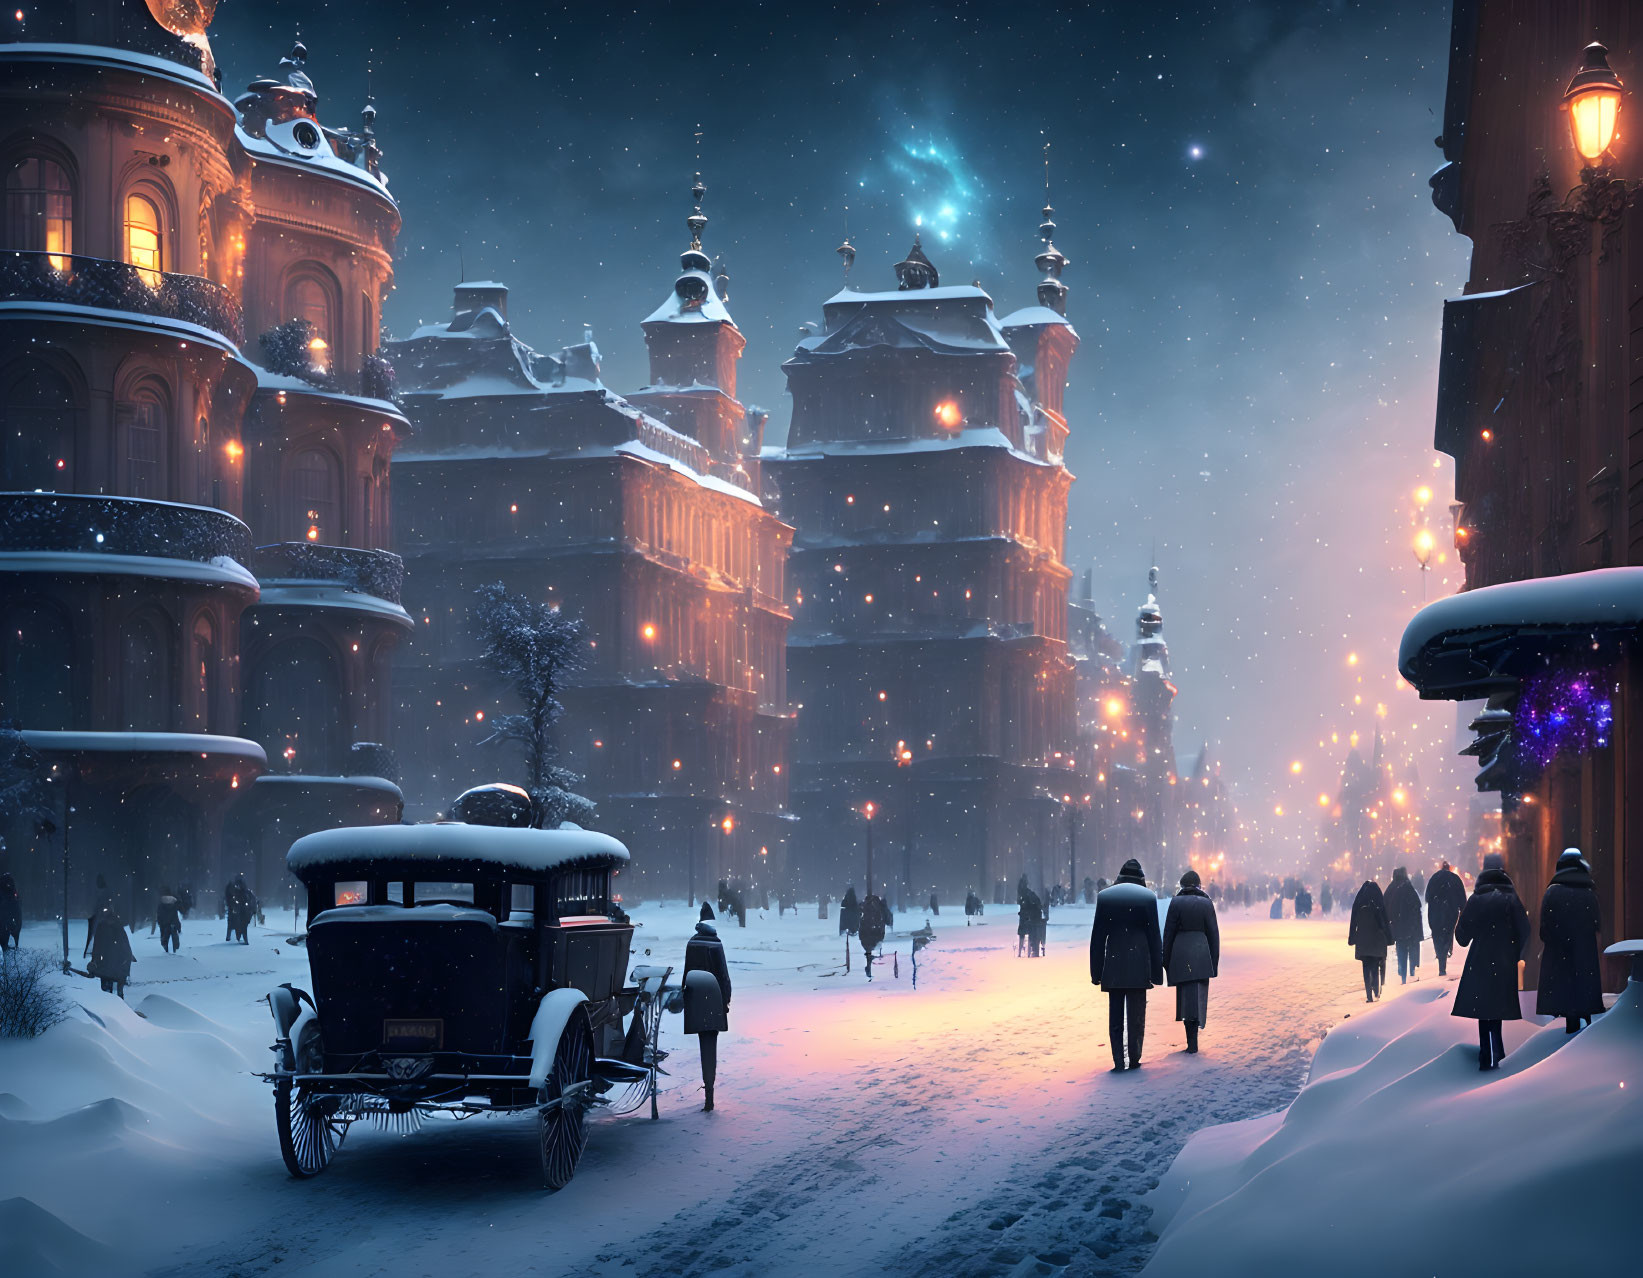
[836,204,855,280]
[1036,143,1069,315]
[894,232,940,290]
[673,168,714,310]
[1137,565,1163,639]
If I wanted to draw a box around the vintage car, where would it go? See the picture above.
[262,786,668,1189]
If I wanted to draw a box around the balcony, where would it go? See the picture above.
[0,491,253,563]
[0,251,244,346]
[250,542,406,606]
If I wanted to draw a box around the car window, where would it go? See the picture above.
[414,881,474,904]
[334,880,368,907]
[510,883,535,913]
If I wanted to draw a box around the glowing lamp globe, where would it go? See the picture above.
[1565,42,1623,164]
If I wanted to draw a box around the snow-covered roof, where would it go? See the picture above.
[644,272,734,325]
[234,120,394,204]
[311,904,498,927]
[999,305,1079,337]
[252,367,407,422]
[613,440,762,506]
[252,773,404,796]
[766,426,1054,468]
[823,284,993,306]
[21,731,267,764]
[287,822,631,876]
[0,42,223,98]
[252,584,413,624]
[793,286,1012,359]
[0,301,245,357]
[1400,567,1643,696]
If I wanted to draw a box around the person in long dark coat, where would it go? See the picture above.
[154,886,181,953]
[1536,848,1605,1034]
[0,872,20,950]
[683,920,731,1111]
[87,906,134,997]
[1453,852,1531,1070]
[1294,886,1313,918]
[1347,880,1392,1001]
[1090,858,1164,1071]
[1384,866,1423,984]
[1319,881,1333,916]
[1162,870,1220,1053]
[1017,883,1044,957]
[839,885,860,936]
[1425,860,1466,977]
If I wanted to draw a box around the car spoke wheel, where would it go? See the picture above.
[276,1025,349,1178]
[538,1007,593,1190]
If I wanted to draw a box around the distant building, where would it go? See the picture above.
[0,11,405,915]
[765,213,1077,903]
[387,177,793,900]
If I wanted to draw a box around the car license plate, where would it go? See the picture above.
[383,1018,443,1049]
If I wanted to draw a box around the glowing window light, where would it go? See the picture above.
[934,401,962,429]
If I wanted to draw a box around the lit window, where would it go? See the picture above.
[5,157,72,268]
[123,192,162,286]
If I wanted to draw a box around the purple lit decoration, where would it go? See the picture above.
[1514,669,1614,770]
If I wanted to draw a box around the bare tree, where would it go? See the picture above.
[470,583,596,828]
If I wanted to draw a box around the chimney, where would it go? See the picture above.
[452,281,509,324]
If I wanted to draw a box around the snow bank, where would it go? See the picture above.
[286,820,630,875]
[1142,978,1643,1276]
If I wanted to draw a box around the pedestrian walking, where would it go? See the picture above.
[1319,881,1333,916]
[1385,866,1424,983]
[1453,852,1531,1070]
[154,886,181,953]
[683,919,731,1111]
[839,885,860,936]
[1426,860,1466,977]
[0,871,20,950]
[1162,870,1220,1054]
[1090,859,1164,1072]
[86,905,134,998]
[1347,879,1392,1001]
[1017,879,1044,957]
[1536,848,1605,1035]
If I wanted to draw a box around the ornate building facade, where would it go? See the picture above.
[766,215,1077,903]
[0,2,406,917]
[388,181,793,901]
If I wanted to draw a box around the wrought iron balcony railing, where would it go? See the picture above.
[0,491,254,564]
[0,251,244,346]
[250,542,405,605]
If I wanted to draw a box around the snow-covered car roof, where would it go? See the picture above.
[287,822,630,878]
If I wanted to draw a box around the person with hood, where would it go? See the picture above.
[0,872,20,950]
[1319,880,1333,916]
[87,905,134,997]
[1454,852,1531,1070]
[839,885,860,936]
[1425,859,1466,977]
[683,919,732,1111]
[699,899,715,922]
[1384,866,1424,983]
[1347,879,1393,1001]
[154,886,181,953]
[1162,870,1220,1053]
[1536,848,1605,1034]
[1090,859,1164,1071]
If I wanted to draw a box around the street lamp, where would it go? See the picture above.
[1413,527,1436,599]
[1566,41,1624,172]
[861,801,876,899]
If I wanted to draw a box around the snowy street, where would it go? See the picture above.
[4,902,1415,1278]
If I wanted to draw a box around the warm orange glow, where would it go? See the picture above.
[862,801,876,820]
[672,759,683,770]
[1346,652,1359,666]
[224,440,243,461]
[1289,760,1303,774]
[934,400,962,429]
[641,622,657,641]
[1481,429,1493,442]
[1318,793,1330,807]
[1414,485,1433,506]
[1570,84,1622,162]
[721,815,735,833]
[474,710,484,721]
[1103,696,1126,720]
[877,690,888,701]
[305,525,320,542]
[1392,788,1407,806]
[1413,527,1436,564]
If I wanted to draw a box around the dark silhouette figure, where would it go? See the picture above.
[699,900,715,922]
[87,906,134,997]
[1426,860,1466,976]
[1090,859,1163,1071]
[1319,881,1333,916]
[928,891,940,916]
[1294,886,1313,919]
[1017,880,1044,957]
[1162,870,1220,1053]
[1347,880,1393,1001]
[1385,866,1423,983]
[683,920,731,1111]
[839,885,861,936]
[86,873,115,957]
[0,872,20,950]
[1269,895,1283,920]
[154,887,181,953]
[1082,876,1095,904]
[1536,848,1605,1034]
[1453,853,1531,1070]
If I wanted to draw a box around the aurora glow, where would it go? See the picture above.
[863,133,981,245]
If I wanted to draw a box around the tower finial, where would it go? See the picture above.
[673,131,714,310]
[836,203,855,280]
[1035,141,1069,316]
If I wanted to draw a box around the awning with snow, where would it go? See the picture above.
[1399,567,1643,699]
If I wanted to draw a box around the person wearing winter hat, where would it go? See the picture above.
[1454,852,1531,1069]
[1162,870,1220,1053]
[1536,848,1605,1034]
[1347,879,1393,1001]
[1090,859,1164,1071]
[682,920,732,1111]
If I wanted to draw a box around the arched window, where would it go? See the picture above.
[120,614,169,731]
[115,380,168,498]
[124,191,163,285]
[191,613,219,731]
[0,360,74,489]
[285,269,336,373]
[5,157,72,265]
[361,291,376,355]
[291,448,339,542]
[244,639,342,773]
[0,600,74,728]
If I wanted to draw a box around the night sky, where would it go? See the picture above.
[209,0,1474,861]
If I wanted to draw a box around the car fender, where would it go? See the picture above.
[528,987,589,1090]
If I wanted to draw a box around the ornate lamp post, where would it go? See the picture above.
[1566,41,1624,178]
[861,801,876,899]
